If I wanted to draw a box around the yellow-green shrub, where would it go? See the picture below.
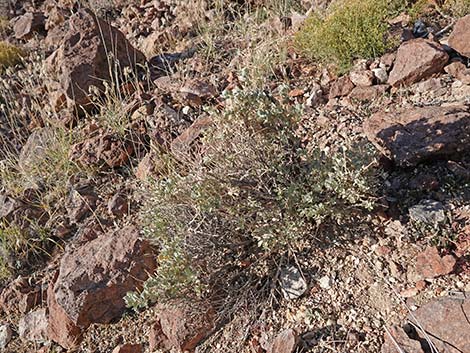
[295,0,407,72]
[0,42,24,70]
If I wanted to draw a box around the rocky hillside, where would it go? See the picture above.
[0,0,469,352]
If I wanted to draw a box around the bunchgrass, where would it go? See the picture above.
[295,0,408,72]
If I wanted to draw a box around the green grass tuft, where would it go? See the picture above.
[0,42,24,70]
[295,0,407,72]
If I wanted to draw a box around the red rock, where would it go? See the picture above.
[449,14,470,57]
[70,133,135,169]
[45,9,146,114]
[171,116,213,160]
[411,296,470,353]
[381,326,423,353]
[149,301,214,352]
[349,84,389,101]
[363,105,470,167]
[47,282,83,349]
[47,226,156,348]
[329,76,355,99]
[288,88,304,97]
[444,61,470,84]
[269,329,297,353]
[415,246,456,279]
[135,153,155,180]
[12,12,45,40]
[388,39,448,87]
[0,277,42,315]
[54,226,156,326]
[112,343,143,353]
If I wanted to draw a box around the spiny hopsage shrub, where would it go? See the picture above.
[295,0,410,72]
[125,86,379,310]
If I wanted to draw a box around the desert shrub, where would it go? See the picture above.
[126,86,378,309]
[295,0,408,72]
[444,0,470,16]
[0,41,23,70]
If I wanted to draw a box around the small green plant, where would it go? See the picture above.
[295,0,407,72]
[126,86,379,309]
[0,41,24,70]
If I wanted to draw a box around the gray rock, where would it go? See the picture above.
[279,265,307,300]
[18,308,48,342]
[409,200,446,224]
[0,324,12,349]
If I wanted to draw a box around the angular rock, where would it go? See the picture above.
[18,308,48,343]
[47,281,83,349]
[45,8,146,114]
[409,200,446,224]
[112,343,143,353]
[12,12,45,40]
[329,76,355,99]
[449,14,470,58]
[349,84,389,101]
[415,246,456,279]
[444,61,470,84]
[349,70,374,87]
[0,324,12,350]
[171,116,213,160]
[411,295,470,353]
[149,301,214,352]
[279,265,307,300]
[70,133,135,169]
[363,105,470,167]
[180,79,217,100]
[51,226,156,328]
[269,329,297,353]
[388,39,448,87]
[0,276,42,315]
[65,185,98,223]
[108,192,128,217]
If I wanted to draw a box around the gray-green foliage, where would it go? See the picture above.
[126,86,378,310]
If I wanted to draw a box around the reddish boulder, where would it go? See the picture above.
[388,39,448,87]
[52,226,156,327]
[45,9,146,114]
[329,76,355,99]
[149,301,214,352]
[415,246,456,279]
[47,282,83,349]
[269,329,298,353]
[47,226,156,348]
[349,84,389,101]
[382,295,470,353]
[70,133,135,169]
[363,105,470,166]
[449,14,470,58]
[444,61,470,84]
[412,295,470,353]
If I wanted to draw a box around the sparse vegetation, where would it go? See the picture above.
[0,41,23,70]
[295,0,407,71]
[126,85,379,309]
[444,0,470,16]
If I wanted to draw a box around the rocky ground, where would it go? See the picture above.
[0,0,469,353]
